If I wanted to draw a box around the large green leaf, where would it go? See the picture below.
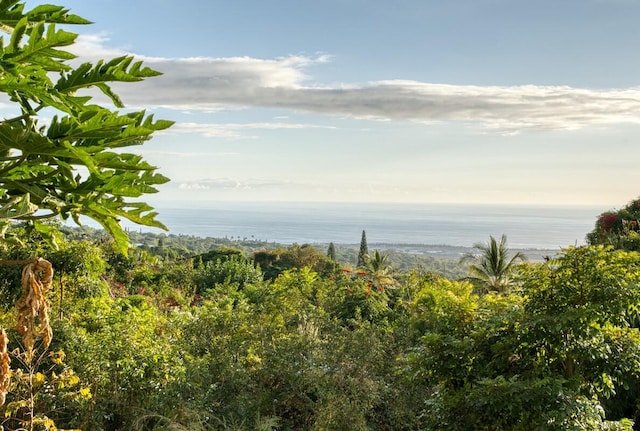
[0,2,173,254]
[0,193,37,218]
[8,22,77,68]
[55,57,162,108]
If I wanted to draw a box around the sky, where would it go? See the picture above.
[22,0,640,207]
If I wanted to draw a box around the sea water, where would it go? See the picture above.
[114,201,604,250]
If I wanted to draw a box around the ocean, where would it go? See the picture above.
[118,201,604,251]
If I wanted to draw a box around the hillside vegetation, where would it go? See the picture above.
[0,216,638,430]
[0,2,637,429]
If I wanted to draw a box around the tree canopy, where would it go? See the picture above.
[357,229,368,268]
[461,234,525,293]
[1,2,640,429]
[587,197,640,251]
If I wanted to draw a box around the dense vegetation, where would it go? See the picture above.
[0,219,638,430]
[1,2,640,430]
[587,197,640,252]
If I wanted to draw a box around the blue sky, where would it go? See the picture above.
[24,0,640,206]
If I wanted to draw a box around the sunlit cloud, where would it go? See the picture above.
[166,122,336,139]
[71,34,640,133]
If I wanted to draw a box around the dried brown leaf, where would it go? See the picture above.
[0,327,10,406]
[15,258,54,351]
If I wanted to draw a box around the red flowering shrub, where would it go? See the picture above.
[599,212,619,232]
[587,197,640,251]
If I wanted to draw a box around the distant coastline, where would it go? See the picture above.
[110,201,602,252]
[335,242,558,262]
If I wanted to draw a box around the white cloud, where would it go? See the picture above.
[71,34,640,133]
[141,150,240,158]
[70,33,129,58]
[178,182,210,190]
[166,121,336,139]
[176,178,295,191]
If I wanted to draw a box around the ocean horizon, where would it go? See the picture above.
[111,201,605,251]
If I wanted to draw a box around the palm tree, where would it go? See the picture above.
[366,249,386,271]
[461,234,525,294]
[367,250,397,289]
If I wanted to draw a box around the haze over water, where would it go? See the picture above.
[125,201,603,250]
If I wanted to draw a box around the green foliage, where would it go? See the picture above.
[194,254,262,295]
[253,243,337,280]
[0,1,171,254]
[326,241,336,261]
[61,296,185,430]
[63,226,471,279]
[47,239,106,279]
[357,230,369,268]
[408,276,478,336]
[407,245,640,429]
[0,244,37,308]
[1,345,91,431]
[520,247,640,397]
[461,234,525,294]
[194,247,244,266]
[587,197,640,251]
[15,1,640,429]
[329,267,392,324]
[367,249,388,272]
[3,216,640,428]
[173,292,269,428]
[45,239,108,315]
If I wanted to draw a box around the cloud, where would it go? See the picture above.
[166,122,336,139]
[176,178,296,191]
[140,150,240,158]
[73,34,640,133]
[168,177,481,204]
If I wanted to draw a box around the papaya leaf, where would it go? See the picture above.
[0,193,37,219]
[32,219,62,249]
[0,2,170,253]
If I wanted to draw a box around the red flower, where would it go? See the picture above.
[599,212,619,231]
[342,268,352,273]
[377,286,384,292]
[356,270,367,276]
